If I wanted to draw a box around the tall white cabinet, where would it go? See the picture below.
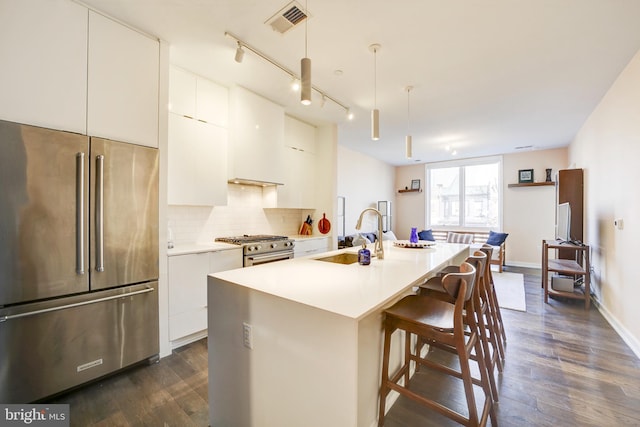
[167,66,229,206]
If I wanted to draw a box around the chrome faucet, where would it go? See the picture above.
[355,208,384,260]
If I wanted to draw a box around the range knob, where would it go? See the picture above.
[271,243,278,248]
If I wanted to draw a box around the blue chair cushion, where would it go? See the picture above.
[486,231,508,246]
[418,229,435,241]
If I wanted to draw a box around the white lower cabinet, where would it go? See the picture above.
[168,249,242,345]
[293,238,330,258]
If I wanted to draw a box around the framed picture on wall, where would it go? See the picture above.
[518,169,534,183]
[411,179,421,190]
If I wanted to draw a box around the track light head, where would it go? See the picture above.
[234,42,244,63]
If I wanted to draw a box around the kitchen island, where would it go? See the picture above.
[207,240,468,427]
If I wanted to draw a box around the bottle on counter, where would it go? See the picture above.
[358,242,371,265]
[410,227,418,244]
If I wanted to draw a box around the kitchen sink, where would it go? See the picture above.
[314,252,360,265]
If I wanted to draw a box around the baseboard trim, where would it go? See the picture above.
[169,330,207,352]
[592,298,640,360]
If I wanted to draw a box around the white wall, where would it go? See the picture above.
[394,164,426,240]
[337,145,396,236]
[569,48,640,356]
[503,148,568,266]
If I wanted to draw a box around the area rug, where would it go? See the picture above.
[492,271,526,312]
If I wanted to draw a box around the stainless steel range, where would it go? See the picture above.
[215,235,295,267]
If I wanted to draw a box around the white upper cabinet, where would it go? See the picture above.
[278,116,317,208]
[87,11,159,147]
[284,114,316,154]
[229,86,285,184]
[168,113,228,206]
[169,66,228,127]
[0,0,87,133]
[168,67,197,119]
[196,78,229,127]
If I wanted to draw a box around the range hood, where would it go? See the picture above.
[228,178,284,187]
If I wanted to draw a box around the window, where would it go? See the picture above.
[426,157,502,229]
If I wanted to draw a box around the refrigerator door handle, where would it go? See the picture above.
[0,286,155,322]
[95,154,105,272]
[76,152,85,275]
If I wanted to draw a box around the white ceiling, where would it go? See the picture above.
[80,0,640,166]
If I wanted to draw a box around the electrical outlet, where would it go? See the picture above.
[242,322,253,349]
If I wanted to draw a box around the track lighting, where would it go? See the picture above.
[224,31,351,118]
[234,41,244,63]
[291,78,301,91]
[370,44,381,140]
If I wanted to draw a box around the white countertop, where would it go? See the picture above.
[169,235,328,256]
[210,240,468,320]
[289,234,330,241]
[167,242,240,256]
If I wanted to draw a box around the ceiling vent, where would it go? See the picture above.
[266,1,308,34]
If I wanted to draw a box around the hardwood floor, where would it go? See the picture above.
[48,267,640,426]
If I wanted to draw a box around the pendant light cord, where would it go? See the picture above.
[407,87,411,133]
[305,0,308,57]
[374,47,377,108]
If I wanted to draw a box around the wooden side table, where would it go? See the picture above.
[542,239,591,309]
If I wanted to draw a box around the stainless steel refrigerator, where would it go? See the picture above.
[0,119,159,403]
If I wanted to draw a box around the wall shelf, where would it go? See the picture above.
[508,182,555,188]
[398,188,422,193]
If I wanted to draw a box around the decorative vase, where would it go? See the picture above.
[410,227,418,243]
[546,168,552,182]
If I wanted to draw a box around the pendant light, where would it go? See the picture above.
[300,0,311,105]
[370,44,381,140]
[405,86,413,159]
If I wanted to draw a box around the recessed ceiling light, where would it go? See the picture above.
[334,69,343,76]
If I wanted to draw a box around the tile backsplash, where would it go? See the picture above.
[168,184,313,244]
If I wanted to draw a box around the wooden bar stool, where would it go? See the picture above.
[480,244,507,358]
[378,262,496,427]
[478,245,506,361]
[419,251,501,403]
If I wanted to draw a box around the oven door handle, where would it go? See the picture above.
[246,252,293,264]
